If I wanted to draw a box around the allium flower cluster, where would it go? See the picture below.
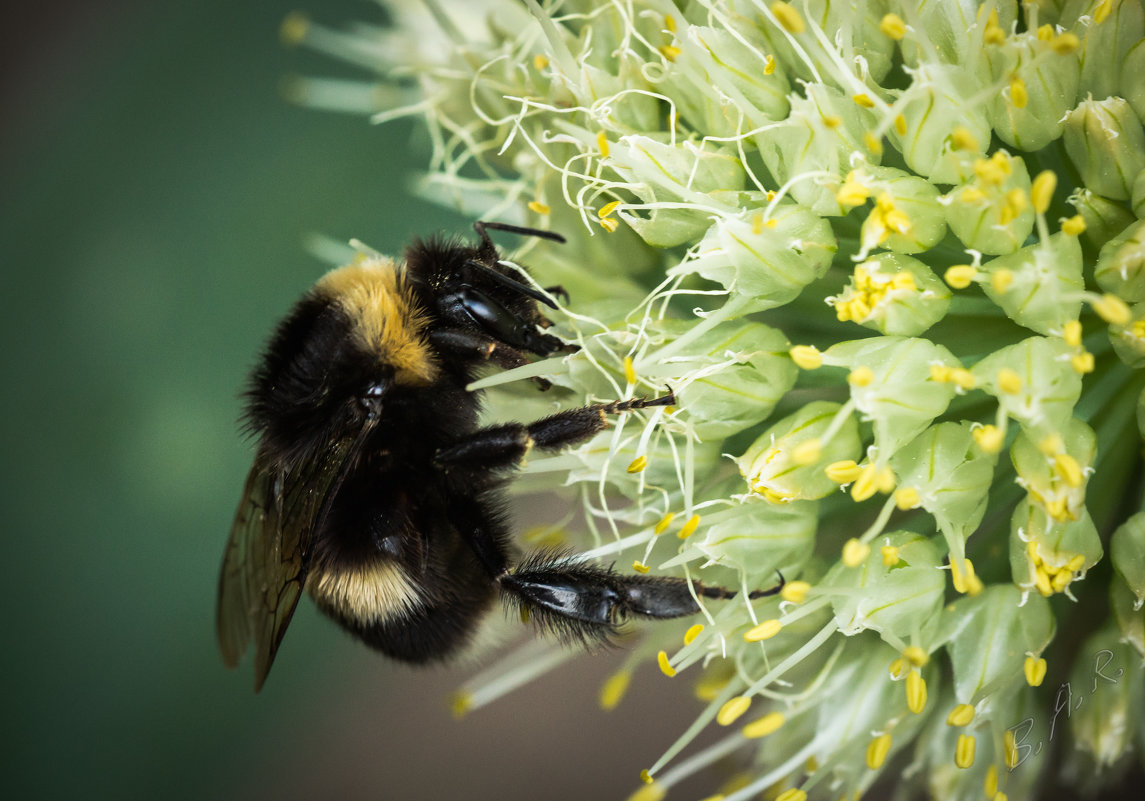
[285,1,1145,799]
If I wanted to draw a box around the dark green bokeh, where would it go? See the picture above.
[1,4,709,800]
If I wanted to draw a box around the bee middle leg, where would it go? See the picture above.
[433,393,674,473]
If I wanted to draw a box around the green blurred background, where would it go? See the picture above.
[1,2,710,799]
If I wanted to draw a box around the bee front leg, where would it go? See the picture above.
[433,393,675,474]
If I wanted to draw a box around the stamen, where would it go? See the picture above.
[866,733,892,769]
[879,13,906,40]
[684,624,704,645]
[1061,215,1086,235]
[780,581,810,603]
[600,670,631,710]
[1062,320,1083,347]
[902,646,928,668]
[954,733,976,769]
[657,650,677,677]
[906,671,927,713]
[996,369,1023,394]
[790,345,823,369]
[634,561,651,573]
[842,538,871,566]
[532,54,549,70]
[742,712,786,739]
[744,619,783,642]
[944,265,978,289]
[654,512,676,535]
[627,455,648,473]
[770,2,805,34]
[881,544,900,565]
[826,460,863,483]
[946,704,975,727]
[1093,293,1131,326]
[1024,655,1047,687]
[678,514,701,540]
[624,356,637,385]
[1031,171,1056,214]
[527,200,551,215]
[597,131,610,157]
[717,695,752,725]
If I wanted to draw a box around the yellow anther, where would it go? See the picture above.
[622,356,637,386]
[951,557,984,595]
[973,424,1004,454]
[627,455,648,473]
[947,703,975,727]
[1053,453,1084,488]
[1094,293,1132,326]
[881,544,901,565]
[678,514,701,540]
[1062,214,1086,235]
[790,345,822,369]
[851,465,880,502]
[837,177,872,208]
[955,733,976,769]
[657,650,676,677]
[892,271,916,290]
[791,438,822,466]
[744,618,783,642]
[658,44,682,61]
[633,560,650,574]
[879,13,906,40]
[1051,31,1080,54]
[597,131,610,157]
[889,657,908,679]
[599,216,620,233]
[826,459,863,484]
[906,670,927,713]
[983,9,1005,45]
[533,54,550,71]
[279,11,310,45]
[1052,569,1073,592]
[1067,553,1086,572]
[950,368,976,390]
[848,366,875,387]
[863,131,884,155]
[600,670,631,710]
[821,114,842,129]
[528,200,551,215]
[1062,320,1083,347]
[929,364,953,383]
[876,466,896,493]
[1044,496,1070,522]
[1037,24,1054,41]
[945,265,978,289]
[684,623,704,645]
[760,487,796,504]
[627,781,665,801]
[639,769,655,785]
[996,368,1023,394]
[764,54,776,75]
[903,645,928,668]
[1034,566,1053,596]
[1004,730,1020,768]
[1094,0,1113,24]
[852,93,876,108]
[959,186,987,204]
[894,114,907,136]
[1031,171,1056,215]
[743,711,786,739]
[842,537,871,566]
[599,200,621,218]
[664,14,677,33]
[781,580,810,603]
[1009,75,1028,109]
[450,691,473,718]
[1038,434,1064,455]
[1024,655,1048,687]
[1002,187,1028,221]
[717,695,752,726]
[771,1,805,34]
[950,126,979,152]
[654,512,676,535]
[985,764,1000,797]
[867,732,893,769]
[775,790,806,801]
[989,268,1014,294]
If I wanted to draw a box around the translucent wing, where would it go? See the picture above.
[216,434,358,691]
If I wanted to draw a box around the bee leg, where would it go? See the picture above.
[428,328,531,370]
[434,393,675,473]
[498,558,785,643]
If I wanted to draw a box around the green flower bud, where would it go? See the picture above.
[971,337,1084,439]
[1011,418,1096,524]
[1110,577,1145,660]
[980,231,1084,334]
[1068,187,1137,249]
[1063,96,1145,201]
[941,585,1054,703]
[1125,35,1145,122]
[1010,499,1102,597]
[736,401,861,502]
[680,202,836,307]
[754,82,879,214]
[1108,300,1145,367]
[1110,511,1145,604]
[680,498,817,580]
[890,422,998,543]
[895,63,991,183]
[901,0,1016,66]
[668,25,791,137]
[829,252,951,336]
[1095,219,1145,301]
[1076,0,1144,100]
[824,530,945,641]
[943,150,1035,255]
[825,336,958,456]
[580,64,660,132]
[1133,168,1145,219]
[1068,628,1138,768]
[656,319,797,439]
[842,164,947,256]
[981,27,1081,151]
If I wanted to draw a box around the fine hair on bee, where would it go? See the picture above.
[216,220,785,691]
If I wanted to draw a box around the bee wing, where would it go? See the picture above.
[216,435,358,691]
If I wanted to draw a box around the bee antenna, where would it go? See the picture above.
[464,260,559,309]
[474,220,567,246]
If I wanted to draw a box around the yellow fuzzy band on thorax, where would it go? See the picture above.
[315,257,438,386]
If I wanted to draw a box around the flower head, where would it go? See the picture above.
[290,1,1145,798]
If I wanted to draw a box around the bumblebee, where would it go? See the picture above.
[217,222,783,690]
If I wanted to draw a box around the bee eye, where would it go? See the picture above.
[358,379,389,417]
